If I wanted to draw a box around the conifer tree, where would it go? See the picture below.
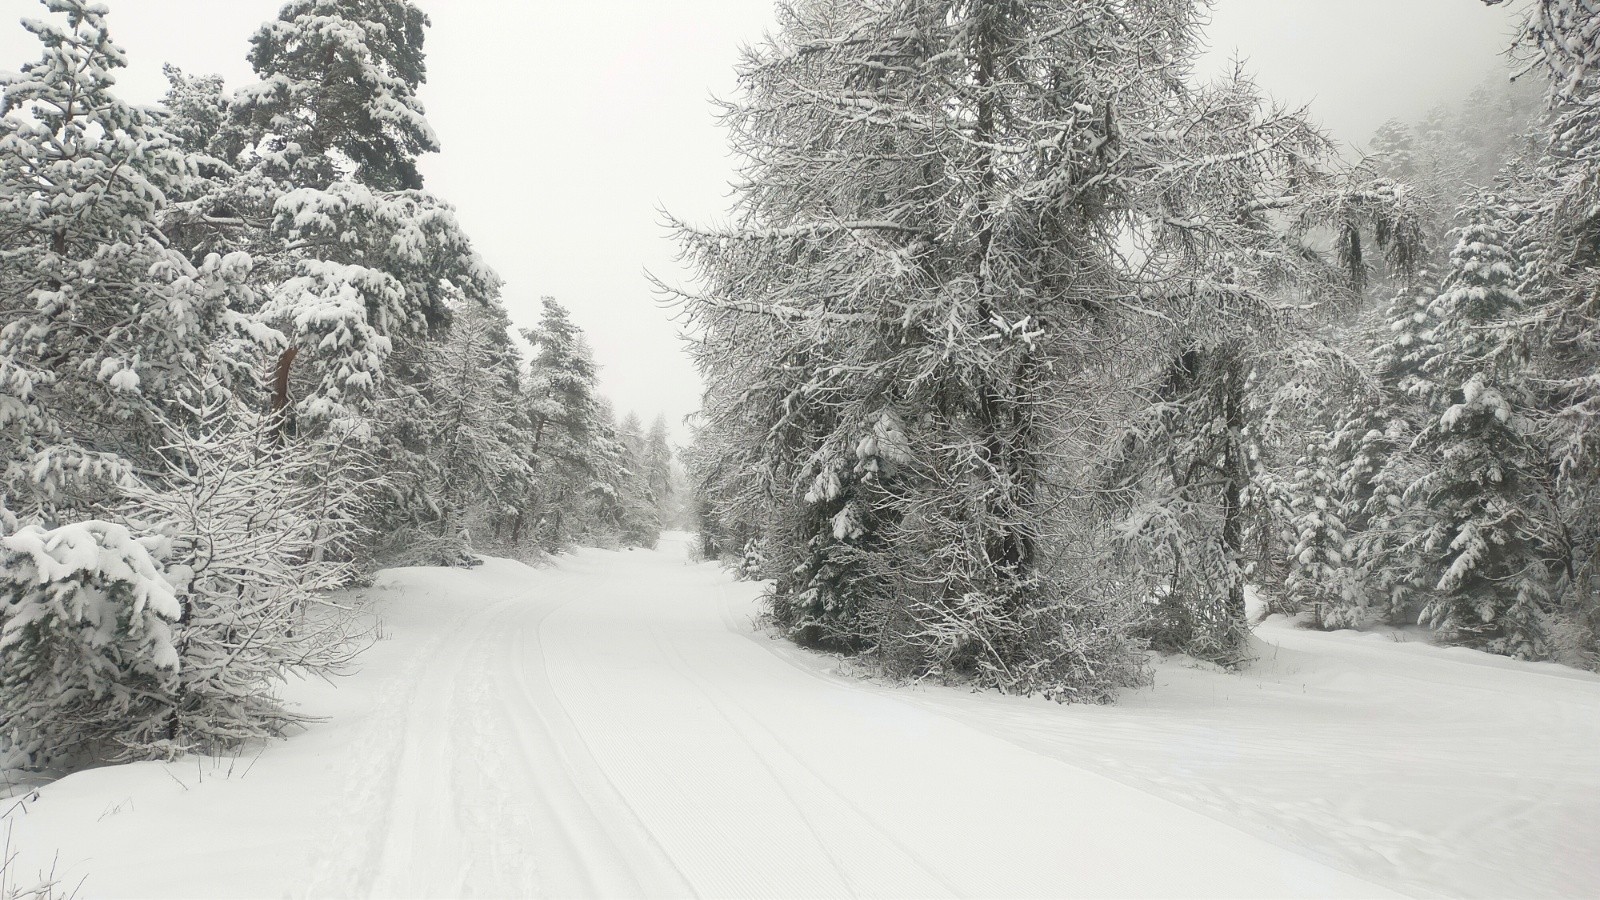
[184,0,504,567]
[0,520,180,765]
[644,414,676,523]
[1323,278,1442,626]
[228,0,435,192]
[519,298,608,551]
[194,0,498,441]
[1486,0,1600,661]
[674,0,1347,692]
[594,406,660,548]
[1283,442,1354,629]
[1407,216,1562,657]
[406,300,532,560]
[0,0,250,527]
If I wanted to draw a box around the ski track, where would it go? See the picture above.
[320,536,1388,899]
[10,533,1595,898]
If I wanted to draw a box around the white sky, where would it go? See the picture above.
[0,0,1529,441]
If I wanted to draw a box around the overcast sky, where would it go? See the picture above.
[0,0,1529,440]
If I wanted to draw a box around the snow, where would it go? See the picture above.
[3,533,1595,898]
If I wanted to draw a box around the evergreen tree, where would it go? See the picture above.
[0,520,180,765]
[227,0,435,193]
[185,0,502,566]
[1407,216,1561,657]
[1283,442,1354,629]
[156,65,227,158]
[1486,0,1600,662]
[404,299,532,562]
[0,0,250,527]
[519,298,607,551]
[644,413,675,524]
[672,0,1358,692]
[593,405,660,549]
[1324,278,1442,627]
[193,0,498,441]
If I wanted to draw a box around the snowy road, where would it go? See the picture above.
[304,534,1385,898]
[6,534,1596,898]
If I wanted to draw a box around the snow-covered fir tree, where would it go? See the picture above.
[643,414,677,525]
[399,299,533,563]
[670,0,1400,690]
[165,0,499,448]
[0,520,180,765]
[515,298,658,552]
[1321,277,1443,628]
[1406,213,1562,657]
[0,0,249,527]
[1483,0,1600,663]
[1282,442,1354,629]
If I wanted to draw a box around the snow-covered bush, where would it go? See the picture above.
[734,539,766,582]
[0,522,181,766]
[120,386,369,755]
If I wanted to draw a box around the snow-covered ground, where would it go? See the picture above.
[3,533,1595,898]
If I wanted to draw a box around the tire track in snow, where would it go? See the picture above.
[307,543,1399,899]
[652,632,960,898]
[305,593,516,898]
[303,567,687,899]
[502,593,695,897]
[534,586,842,897]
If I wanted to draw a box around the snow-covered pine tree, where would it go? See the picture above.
[155,65,227,161]
[1407,211,1562,657]
[228,0,434,193]
[0,520,180,766]
[518,298,607,552]
[644,414,676,526]
[672,0,1284,696]
[1323,277,1442,627]
[188,0,499,443]
[1485,0,1600,663]
[591,404,661,549]
[1290,75,1546,643]
[1282,441,1354,629]
[0,0,250,527]
[397,298,533,564]
[1369,119,1420,182]
[164,0,508,570]
[618,412,647,463]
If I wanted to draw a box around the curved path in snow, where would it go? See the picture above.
[15,533,1595,897]
[302,534,1389,899]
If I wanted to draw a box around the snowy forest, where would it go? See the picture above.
[1,0,1598,897]
[677,0,1600,696]
[0,0,684,767]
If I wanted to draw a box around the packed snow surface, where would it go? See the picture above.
[4,533,1596,898]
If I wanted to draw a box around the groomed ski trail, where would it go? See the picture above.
[305,534,1389,899]
[5,534,1413,898]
